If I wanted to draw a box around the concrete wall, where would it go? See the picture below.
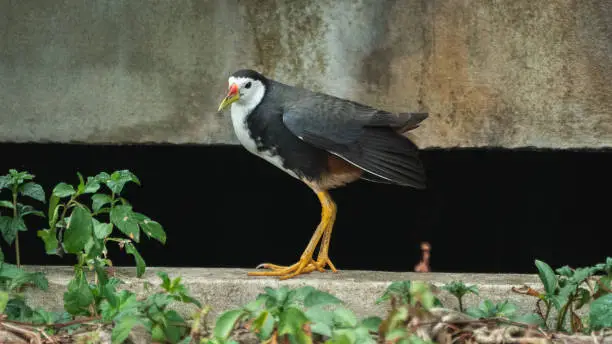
[1,0,611,148]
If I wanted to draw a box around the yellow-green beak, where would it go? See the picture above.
[218,83,240,112]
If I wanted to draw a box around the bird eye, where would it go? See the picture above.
[245,82,252,89]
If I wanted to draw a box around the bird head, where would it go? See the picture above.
[218,69,268,112]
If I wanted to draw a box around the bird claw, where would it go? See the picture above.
[250,256,337,280]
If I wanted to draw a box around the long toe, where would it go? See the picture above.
[248,258,320,279]
[315,256,338,273]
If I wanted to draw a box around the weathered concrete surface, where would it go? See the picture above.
[23,266,550,321]
[1,0,611,148]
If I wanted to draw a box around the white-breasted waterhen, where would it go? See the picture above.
[217,69,428,280]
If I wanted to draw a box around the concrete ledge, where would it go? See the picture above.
[22,266,547,320]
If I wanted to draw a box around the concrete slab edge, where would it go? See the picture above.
[20,266,558,321]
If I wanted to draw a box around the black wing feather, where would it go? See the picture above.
[281,95,428,189]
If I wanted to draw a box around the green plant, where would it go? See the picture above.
[441,280,478,312]
[376,280,442,309]
[32,170,181,342]
[513,258,612,332]
[0,169,46,266]
[100,271,201,343]
[377,281,438,344]
[209,286,329,343]
[38,170,166,276]
[205,285,385,344]
[0,260,50,325]
[465,299,517,319]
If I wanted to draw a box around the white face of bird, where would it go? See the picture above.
[217,76,266,113]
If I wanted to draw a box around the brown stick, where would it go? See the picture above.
[0,322,42,344]
[1,315,102,330]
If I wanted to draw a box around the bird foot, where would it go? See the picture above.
[249,256,337,280]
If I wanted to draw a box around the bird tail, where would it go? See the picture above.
[367,112,428,133]
[394,112,428,133]
[337,127,427,189]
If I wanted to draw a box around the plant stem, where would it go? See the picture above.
[12,192,20,267]
[556,294,575,332]
[458,297,464,312]
[543,301,551,324]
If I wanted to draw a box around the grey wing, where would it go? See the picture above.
[281,97,427,189]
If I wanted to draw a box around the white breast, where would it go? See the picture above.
[230,103,300,180]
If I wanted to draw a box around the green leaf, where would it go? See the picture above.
[76,172,86,194]
[278,307,311,344]
[47,195,60,228]
[548,295,563,310]
[112,315,142,344]
[496,300,517,318]
[158,271,172,291]
[590,294,612,330]
[556,266,573,277]
[571,267,599,284]
[83,176,101,194]
[272,286,290,306]
[305,305,334,327]
[0,216,26,245]
[311,322,332,338]
[106,170,141,195]
[360,316,382,332]
[535,260,558,295]
[5,296,34,321]
[327,333,354,344]
[243,297,266,314]
[37,228,59,255]
[214,309,246,339]
[376,281,411,304]
[252,310,275,340]
[333,307,358,328]
[287,286,316,305]
[95,172,111,183]
[4,266,49,291]
[110,205,140,242]
[63,271,94,315]
[19,182,45,203]
[17,204,45,218]
[93,218,113,239]
[0,216,9,242]
[139,218,166,244]
[605,257,612,274]
[63,206,93,254]
[52,183,76,198]
[304,289,343,308]
[151,325,166,343]
[161,310,186,343]
[92,193,112,213]
[441,281,479,298]
[0,200,14,209]
[101,290,139,321]
[0,176,9,190]
[410,281,436,309]
[84,236,104,259]
[7,170,34,185]
[0,291,9,313]
[125,242,146,277]
[465,306,487,319]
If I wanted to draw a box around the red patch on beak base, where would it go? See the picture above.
[228,83,238,97]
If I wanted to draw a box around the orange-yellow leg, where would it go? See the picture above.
[314,197,337,273]
[248,189,338,280]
